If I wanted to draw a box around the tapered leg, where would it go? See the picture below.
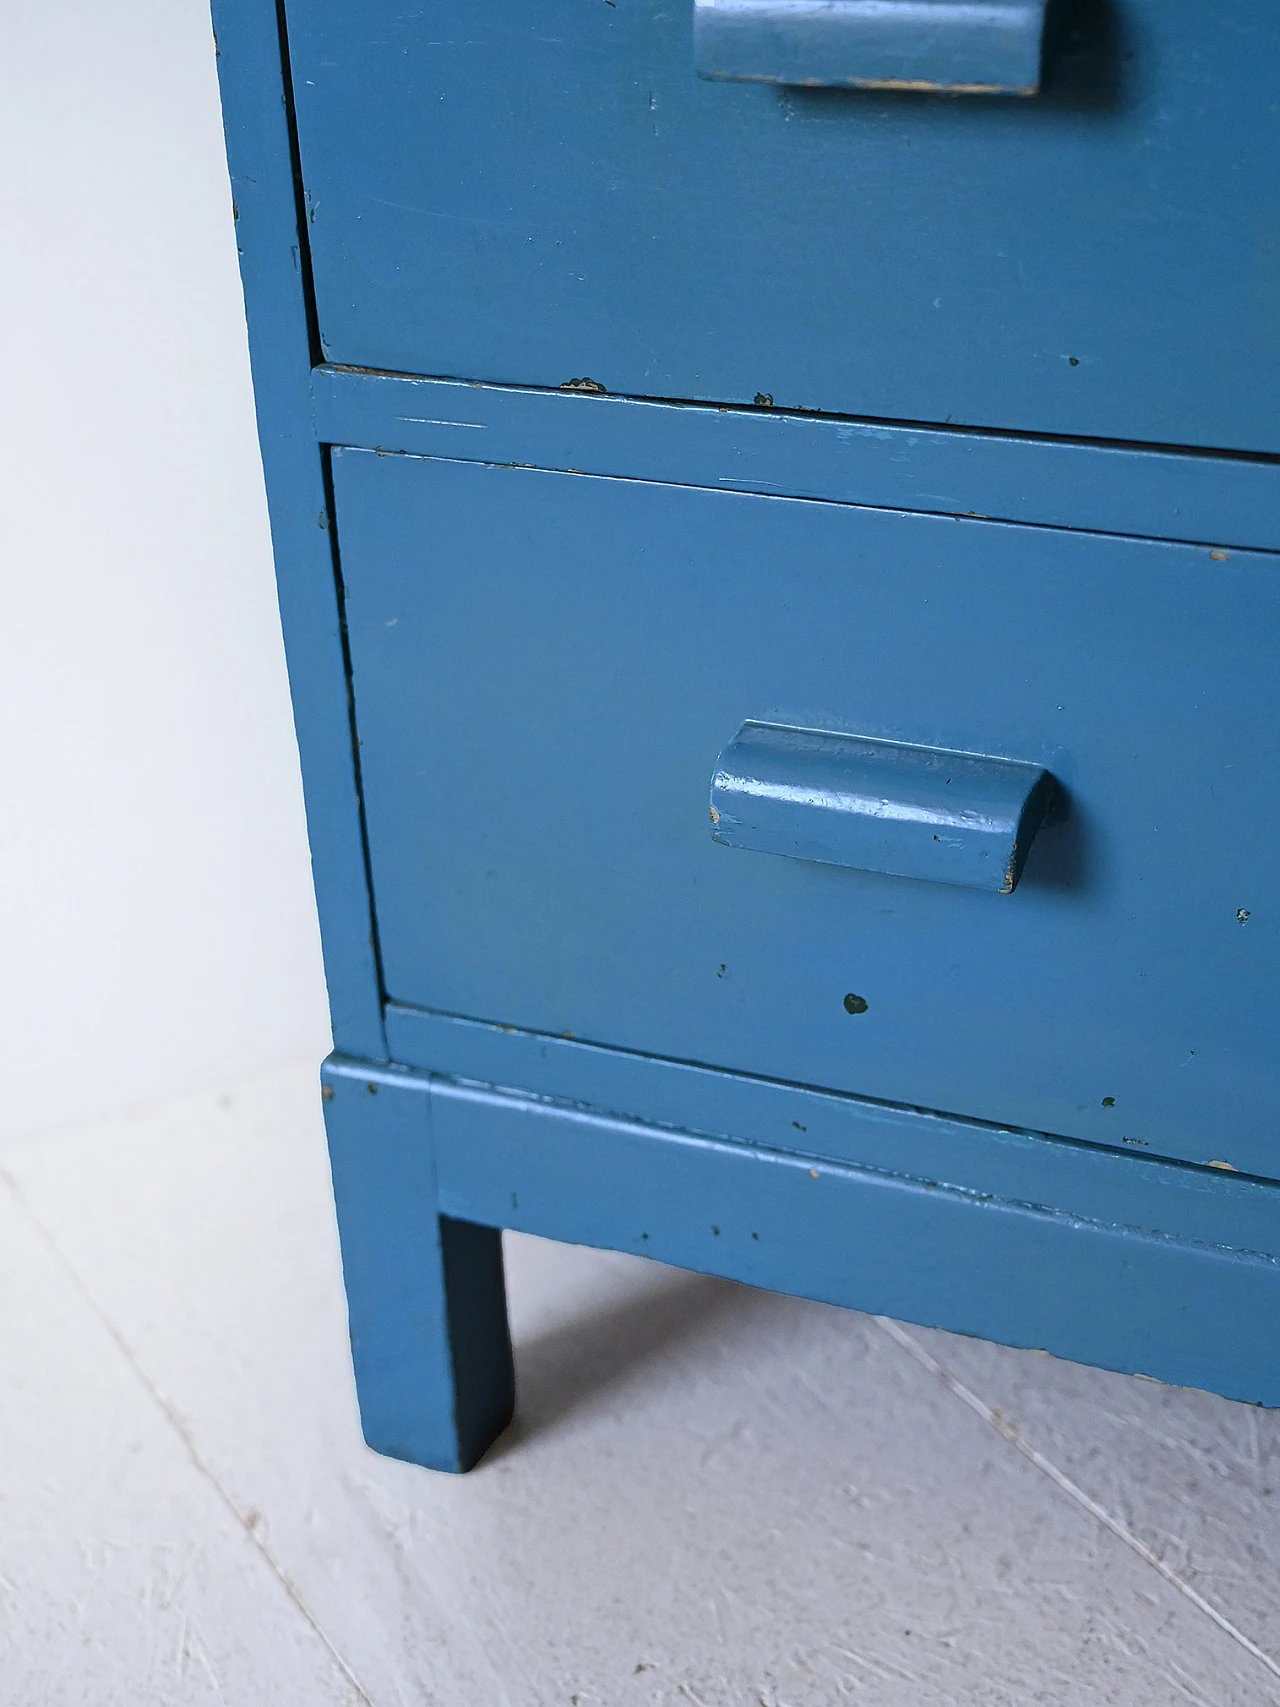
[320,1057,514,1471]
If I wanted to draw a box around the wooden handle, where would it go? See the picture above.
[694,0,1049,96]
[710,721,1055,893]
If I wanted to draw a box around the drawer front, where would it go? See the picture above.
[288,0,1280,452]
[333,448,1279,1176]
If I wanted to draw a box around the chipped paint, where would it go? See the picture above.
[700,68,1033,96]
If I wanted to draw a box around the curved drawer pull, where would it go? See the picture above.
[694,0,1049,96]
[710,721,1054,893]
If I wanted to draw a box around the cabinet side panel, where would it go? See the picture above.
[210,0,385,1057]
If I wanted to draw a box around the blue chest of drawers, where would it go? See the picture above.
[214,0,1280,1469]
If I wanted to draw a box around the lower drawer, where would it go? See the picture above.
[332,448,1279,1177]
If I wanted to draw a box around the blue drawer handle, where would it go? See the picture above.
[694,0,1049,96]
[710,721,1055,893]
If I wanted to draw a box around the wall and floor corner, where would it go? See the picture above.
[0,0,331,1147]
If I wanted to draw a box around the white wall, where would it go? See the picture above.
[0,0,331,1143]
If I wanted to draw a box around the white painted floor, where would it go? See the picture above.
[2,1062,1278,1706]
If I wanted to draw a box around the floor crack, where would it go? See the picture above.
[0,1165,376,1707]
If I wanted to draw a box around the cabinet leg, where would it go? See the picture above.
[320,1058,515,1471]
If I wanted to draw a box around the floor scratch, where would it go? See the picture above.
[874,1315,1280,1686]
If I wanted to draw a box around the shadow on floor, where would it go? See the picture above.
[491,1262,801,1456]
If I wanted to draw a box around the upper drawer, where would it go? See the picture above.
[286,0,1280,452]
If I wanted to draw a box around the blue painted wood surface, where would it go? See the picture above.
[331,448,1280,1179]
[213,0,1280,1467]
[321,1064,513,1470]
[694,0,1048,95]
[383,1007,1280,1265]
[284,0,1280,451]
[311,365,1280,554]
[211,0,385,1060]
[325,1055,1280,1416]
[710,721,1054,892]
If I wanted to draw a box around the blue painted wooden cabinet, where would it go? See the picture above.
[213,0,1280,1469]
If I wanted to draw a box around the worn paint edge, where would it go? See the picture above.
[324,1057,1280,1407]
[312,366,1280,552]
[377,1011,1280,1259]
